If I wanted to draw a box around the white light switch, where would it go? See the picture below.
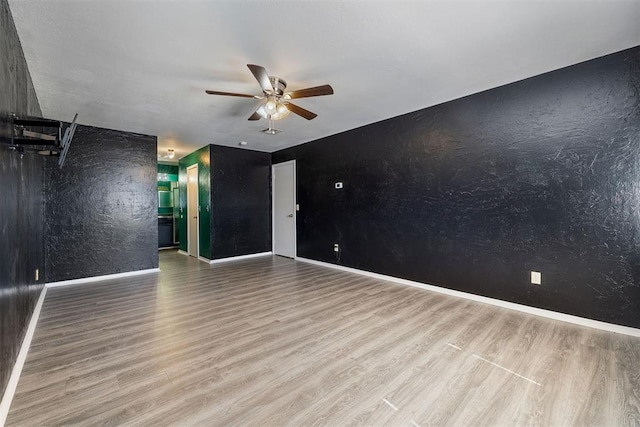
[531,271,541,285]
[335,182,343,189]
[296,204,300,211]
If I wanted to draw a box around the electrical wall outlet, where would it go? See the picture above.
[335,182,343,189]
[531,271,541,285]
[334,244,339,252]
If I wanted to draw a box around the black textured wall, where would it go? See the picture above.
[0,0,44,398]
[210,145,271,259]
[45,125,158,282]
[273,46,640,328]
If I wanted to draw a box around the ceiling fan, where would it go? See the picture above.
[205,64,333,133]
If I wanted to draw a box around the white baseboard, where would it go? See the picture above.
[45,268,160,288]
[0,286,47,425]
[209,252,273,264]
[198,256,211,264]
[295,257,640,338]
[177,250,189,256]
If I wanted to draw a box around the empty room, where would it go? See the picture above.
[1,0,639,425]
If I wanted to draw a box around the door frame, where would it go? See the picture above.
[272,160,296,258]
[186,164,199,258]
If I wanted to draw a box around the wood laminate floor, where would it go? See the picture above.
[6,251,640,426]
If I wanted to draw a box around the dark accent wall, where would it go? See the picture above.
[273,46,640,329]
[0,0,44,397]
[45,125,158,282]
[210,145,271,259]
[179,145,271,260]
[178,145,211,258]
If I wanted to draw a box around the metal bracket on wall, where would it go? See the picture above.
[9,114,61,148]
[58,114,78,168]
[5,113,78,168]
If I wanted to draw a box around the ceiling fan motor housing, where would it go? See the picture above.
[269,77,287,96]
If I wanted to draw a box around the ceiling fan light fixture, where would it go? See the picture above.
[256,99,289,121]
[268,102,290,120]
[265,97,277,113]
[276,102,289,117]
[256,104,268,119]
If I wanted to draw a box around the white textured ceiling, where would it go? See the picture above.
[8,1,640,159]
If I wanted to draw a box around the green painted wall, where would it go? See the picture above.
[157,164,179,216]
[178,146,211,258]
[158,164,178,175]
[158,163,178,183]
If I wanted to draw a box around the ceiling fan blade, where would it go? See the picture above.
[284,102,318,120]
[248,110,261,121]
[205,90,257,98]
[247,64,274,94]
[286,84,334,99]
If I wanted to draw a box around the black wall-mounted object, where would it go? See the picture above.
[0,0,45,398]
[44,124,159,282]
[10,116,59,146]
[5,113,78,168]
[56,113,78,167]
[273,46,640,329]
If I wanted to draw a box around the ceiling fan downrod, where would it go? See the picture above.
[261,119,280,135]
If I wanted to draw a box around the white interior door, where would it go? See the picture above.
[187,165,199,257]
[273,160,296,258]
